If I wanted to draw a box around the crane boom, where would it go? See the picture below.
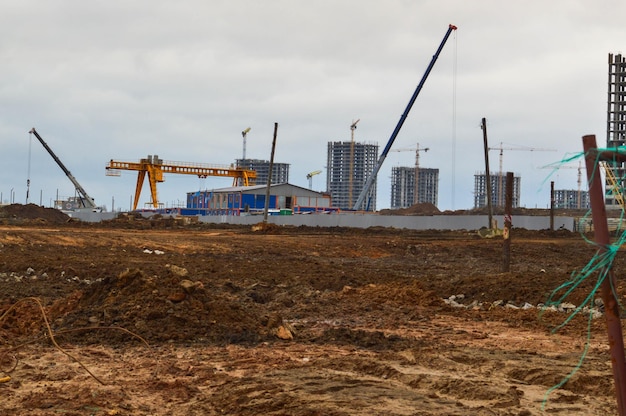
[28,128,97,209]
[352,24,457,210]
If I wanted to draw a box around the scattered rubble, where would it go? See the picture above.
[444,295,604,319]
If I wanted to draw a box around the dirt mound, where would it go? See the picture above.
[0,203,70,224]
[54,268,267,344]
[379,202,441,216]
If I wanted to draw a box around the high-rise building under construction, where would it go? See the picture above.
[390,167,439,208]
[473,172,521,209]
[326,141,378,211]
[553,189,590,210]
[236,159,289,186]
[606,53,626,209]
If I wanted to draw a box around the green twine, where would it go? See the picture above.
[541,309,594,411]
[539,229,624,410]
[539,146,626,409]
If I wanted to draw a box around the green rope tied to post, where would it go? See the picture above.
[540,148,626,409]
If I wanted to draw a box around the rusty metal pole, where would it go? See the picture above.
[502,172,513,272]
[263,123,278,224]
[481,118,493,229]
[583,134,626,415]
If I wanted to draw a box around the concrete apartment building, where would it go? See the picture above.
[473,172,521,209]
[235,159,290,186]
[326,141,379,211]
[606,53,626,210]
[390,167,439,209]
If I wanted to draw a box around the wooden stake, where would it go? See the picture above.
[502,171,513,272]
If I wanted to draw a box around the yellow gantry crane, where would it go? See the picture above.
[106,155,257,210]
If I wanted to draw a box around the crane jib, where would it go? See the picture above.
[28,128,97,209]
[352,24,457,211]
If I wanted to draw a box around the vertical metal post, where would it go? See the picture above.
[481,118,493,229]
[583,134,626,415]
[502,172,513,272]
[550,181,555,231]
[263,123,278,224]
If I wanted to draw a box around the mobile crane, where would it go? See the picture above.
[28,128,99,210]
[353,24,457,210]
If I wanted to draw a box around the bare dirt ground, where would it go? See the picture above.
[0,204,624,415]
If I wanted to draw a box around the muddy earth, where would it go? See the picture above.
[0,204,624,415]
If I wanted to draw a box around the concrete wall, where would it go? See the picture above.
[198,213,576,231]
[66,211,118,222]
[67,210,577,231]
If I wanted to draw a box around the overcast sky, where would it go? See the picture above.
[1,0,624,211]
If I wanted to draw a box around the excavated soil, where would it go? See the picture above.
[0,204,624,415]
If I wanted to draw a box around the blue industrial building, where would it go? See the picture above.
[185,183,337,216]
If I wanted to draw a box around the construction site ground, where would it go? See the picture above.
[0,204,624,415]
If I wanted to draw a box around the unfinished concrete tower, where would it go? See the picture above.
[606,53,626,209]
[327,141,378,211]
[236,159,290,185]
[390,167,439,209]
[473,172,521,209]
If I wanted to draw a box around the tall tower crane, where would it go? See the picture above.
[306,170,322,189]
[348,119,360,207]
[541,161,583,209]
[489,142,556,207]
[241,127,251,160]
[106,156,257,210]
[390,143,429,204]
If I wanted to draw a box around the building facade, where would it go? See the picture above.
[186,183,335,215]
[235,159,289,186]
[390,167,439,209]
[326,141,378,211]
[606,53,626,209]
[553,189,590,210]
[473,172,521,209]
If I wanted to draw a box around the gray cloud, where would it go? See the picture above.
[2,0,625,210]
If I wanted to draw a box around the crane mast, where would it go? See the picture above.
[306,170,322,189]
[348,119,360,207]
[489,142,556,207]
[28,128,97,209]
[352,24,457,210]
[390,143,429,205]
